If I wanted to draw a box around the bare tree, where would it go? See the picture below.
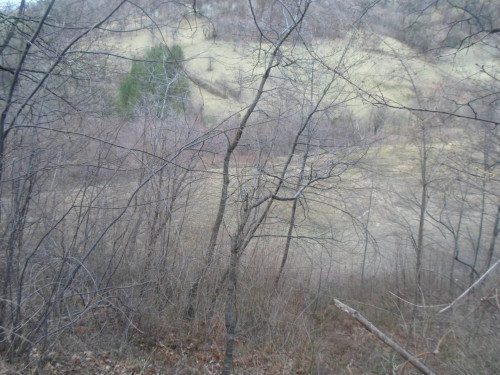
[0,0,212,360]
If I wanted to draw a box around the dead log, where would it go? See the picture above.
[334,299,436,375]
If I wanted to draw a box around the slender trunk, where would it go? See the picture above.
[186,32,282,318]
[274,134,310,288]
[361,184,373,286]
[486,205,500,270]
[275,199,298,288]
[413,176,427,307]
[471,127,489,282]
[409,123,428,347]
[275,58,316,289]
[472,173,487,283]
[449,200,464,291]
[416,133,428,303]
[221,227,243,375]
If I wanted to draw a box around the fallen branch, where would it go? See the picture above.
[439,258,499,313]
[334,299,436,375]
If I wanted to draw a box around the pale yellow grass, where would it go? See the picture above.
[105,15,490,126]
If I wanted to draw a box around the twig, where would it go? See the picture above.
[439,258,499,313]
[334,299,436,375]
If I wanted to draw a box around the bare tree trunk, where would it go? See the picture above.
[275,59,317,289]
[409,122,429,347]
[275,130,311,289]
[221,216,247,375]
[471,131,488,283]
[485,205,500,270]
[186,0,311,319]
[450,196,464,291]
[275,198,299,288]
[361,183,373,286]
[186,52,275,317]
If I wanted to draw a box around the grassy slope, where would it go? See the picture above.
[109,16,496,133]
[104,16,496,272]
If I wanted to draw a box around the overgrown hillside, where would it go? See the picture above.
[0,0,498,374]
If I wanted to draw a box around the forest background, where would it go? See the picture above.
[0,0,499,373]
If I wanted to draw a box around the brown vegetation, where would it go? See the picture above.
[0,0,498,374]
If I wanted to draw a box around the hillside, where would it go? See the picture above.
[0,1,499,374]
[110,13,498,125]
